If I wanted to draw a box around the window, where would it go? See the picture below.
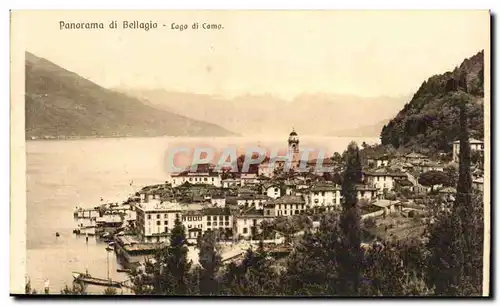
[164,214,167,218]
[225,221,229,226]
[188,225,192,228]
[225,215,229,220]
[164,221,168,225]
[188,217,192,221]
[156,221,161,226]
[207,222,211,226]
[156,214,160,219]
[147,214,151,220]
[274,187,279,192]
[189,178,193,181]
[243,228,248,234]
[164,227,168,233]
[204,178,208,181]
[212,178,215,182]
[295,210,299,215]
[321,192,325,196]
[219,216,223,221]
[278,204,281,209]
[213,222,217,226]
[207,216,211,221]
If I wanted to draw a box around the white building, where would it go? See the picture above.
[472,177,484,192]
[452,138,484,163]
[135,200,184,243]
[262,183,294,199]
[170,172,222,188]
[240,173,259,186]
[364,170,407,195]
[221,178,242,188]
[182,207,234,241]
[419,162,445,173]
[210,195,226,207]
[235,210,274,239]
[305,184,341,208]
[236,194,270,210]
[263,195,306,217]
[356,185,378,201]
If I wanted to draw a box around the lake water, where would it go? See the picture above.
[25,135,379,293]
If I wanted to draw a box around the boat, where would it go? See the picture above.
[72,272,123,288]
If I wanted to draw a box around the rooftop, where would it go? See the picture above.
[405,152,426,158]
[269,195,305,205]
[473,177,484,184]
[202,207,232,216]
[172,171,221,178]
[439,187,457,194]
[310,184,340,192]
[364,170,407,177]
[453,138,484,144]
[373,199,401,208]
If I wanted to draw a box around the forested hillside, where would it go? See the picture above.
[380,51,484,152]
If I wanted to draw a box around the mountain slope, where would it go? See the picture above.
[117,88,409,137]
[25,52,235,139]
[380,51,484,152]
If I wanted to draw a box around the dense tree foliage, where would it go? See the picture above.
[380,51,484,152]
[418,170,449,190]
[197,230,222,295]
[425,98,483,296]
[338,142,363,295]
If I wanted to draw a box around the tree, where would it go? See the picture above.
[150,216,193,295]
[60,283,86,295]
[103,287,117,295]
[426,95,482,296]
[470,150,484,168]
[338,142,363,295]
[361,242,432,296]
[198,230,222,295]
[418,170,449,191]
[220,242,279,296]
[443,165,458,187]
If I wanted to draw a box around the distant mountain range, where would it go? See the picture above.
[24,51,409,140]
[25,52,235,139]
[117,89,409,137]
[330,119,391,138]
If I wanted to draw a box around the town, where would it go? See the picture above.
[67,128,484,294]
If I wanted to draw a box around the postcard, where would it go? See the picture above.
[10,10,491,296]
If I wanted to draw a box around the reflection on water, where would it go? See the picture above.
[25,135,378,293]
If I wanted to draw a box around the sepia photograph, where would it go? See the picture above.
[10,10,490,297]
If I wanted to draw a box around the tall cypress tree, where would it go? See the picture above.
[456,100,474,275]
[426,92,475,296]
[338,142,362,295]
[198,230,222,295]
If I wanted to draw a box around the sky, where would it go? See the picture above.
[13,10,490,99]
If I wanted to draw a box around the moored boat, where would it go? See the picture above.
[72,271,124,288]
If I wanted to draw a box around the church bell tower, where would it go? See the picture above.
[288,128,300,168]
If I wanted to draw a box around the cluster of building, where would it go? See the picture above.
[74,131,485,270]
